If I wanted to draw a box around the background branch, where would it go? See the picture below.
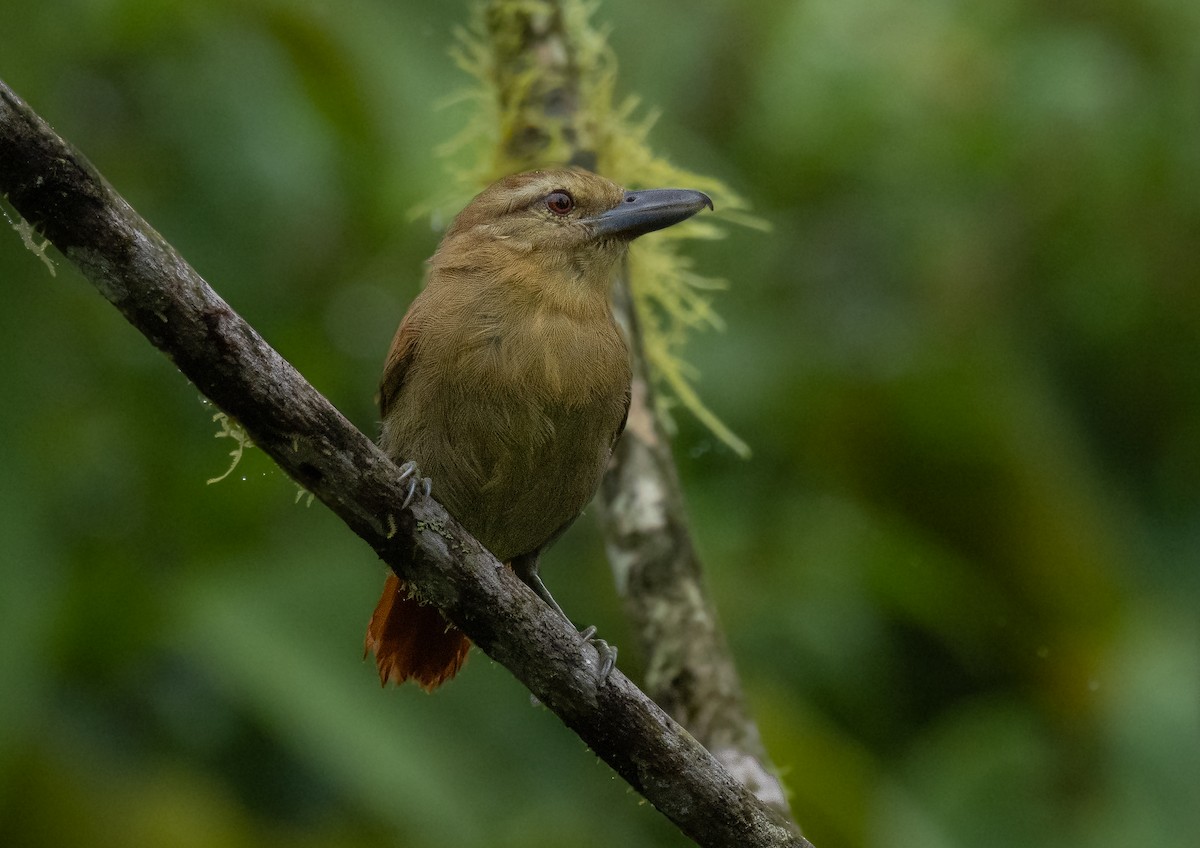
[0,78,807,848]
[482,0,797,830]
[600,281,793,818]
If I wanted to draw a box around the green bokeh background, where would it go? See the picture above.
[2,1,1197,846]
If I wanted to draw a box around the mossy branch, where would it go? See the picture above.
[451,0,800,833]
[438,0,757,456]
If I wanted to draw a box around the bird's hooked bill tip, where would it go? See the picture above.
[586,188,714,240]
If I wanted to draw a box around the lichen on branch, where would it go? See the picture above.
[206,408,255,484]
[2,197,56,275]
[430,0,758,456]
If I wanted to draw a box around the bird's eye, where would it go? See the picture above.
[545,191,575,215]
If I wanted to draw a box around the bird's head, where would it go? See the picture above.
[432,167,712,292]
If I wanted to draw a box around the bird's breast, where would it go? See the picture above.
[385,299,630,561]
[459,305,622,399]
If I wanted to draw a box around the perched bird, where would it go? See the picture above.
[364,167,712,690]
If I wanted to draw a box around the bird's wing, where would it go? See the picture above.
[378,306,421,418]
[613,382,631,450]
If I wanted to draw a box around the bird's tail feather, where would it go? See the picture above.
[364,573,470,691]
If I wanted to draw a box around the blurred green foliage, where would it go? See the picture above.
[1,1,1198,846]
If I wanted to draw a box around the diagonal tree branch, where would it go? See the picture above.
[0,79,808,848]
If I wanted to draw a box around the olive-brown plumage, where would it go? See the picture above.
[365,167,712,690]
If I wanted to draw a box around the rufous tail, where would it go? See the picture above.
[364,573,470,691]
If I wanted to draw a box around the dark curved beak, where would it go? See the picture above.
[586,189,714,240]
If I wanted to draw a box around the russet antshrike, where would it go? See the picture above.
[365,167,712,690]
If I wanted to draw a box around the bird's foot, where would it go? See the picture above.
[528,625,618,708]
[396,460,431,509]
[579,625,618,681]
[510,553,617,683]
